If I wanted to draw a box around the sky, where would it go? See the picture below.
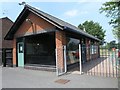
[0,1,117,43]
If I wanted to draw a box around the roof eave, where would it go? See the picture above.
[4,7,31,40]
[63,26,101,42]
[4,5,64,40]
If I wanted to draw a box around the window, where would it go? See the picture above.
[19,43,23,53]
[90,45,97,54]
[66,37,80,65]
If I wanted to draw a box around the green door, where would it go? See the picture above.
[18,42,24,67]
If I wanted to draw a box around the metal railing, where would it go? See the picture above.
[82,45,119,78]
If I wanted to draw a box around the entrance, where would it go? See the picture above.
[25,33,56,67]
[17,42,24,67]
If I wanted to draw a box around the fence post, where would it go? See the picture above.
[56,46,67,76]
[79,44,82,75]
[63,45,67,73]
[55,48,58,76]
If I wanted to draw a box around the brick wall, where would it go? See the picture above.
[15,13,55,37]
[55,31,66,72]
[0,17,13,49]
[85,38,99,61]
[13,38,16,66]
[13,12,55,66]
[86,38,90,61]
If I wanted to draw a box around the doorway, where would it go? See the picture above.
[25,32,56,67]
[17,42,24,67]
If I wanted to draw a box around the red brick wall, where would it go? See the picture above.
[56,31,66,71]
[15,13,55,37]
[95,42,99,59]
[13,38,16,65]
[0,17,13,49]
[85,39,99,61]
[13,12,55,66]
[86,38,90,61]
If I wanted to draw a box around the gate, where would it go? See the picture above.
[56,46,67,76]
[81,45,119,78]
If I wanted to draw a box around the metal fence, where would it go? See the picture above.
[55,44,119,77]
[82,45,119,78]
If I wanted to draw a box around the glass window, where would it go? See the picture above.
[66,37,80,65]
[25,33,56,65]
[19,43,23,53]
[90,45,98,54]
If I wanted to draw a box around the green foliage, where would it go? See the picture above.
[106,40,118,50]
[99,1,120,40]
[78,20,106,41]
[112,26,120,39]
[100,2,119,27]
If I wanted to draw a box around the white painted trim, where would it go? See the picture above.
[63,45,67,73]
[55,48,58,76]
[79,44,82,75]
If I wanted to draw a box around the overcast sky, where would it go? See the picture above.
[0,1,117,43]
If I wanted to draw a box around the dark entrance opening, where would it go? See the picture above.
[25,32,56,67]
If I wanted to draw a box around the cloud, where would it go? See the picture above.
[64,9,88,17]
[64,9,79,17]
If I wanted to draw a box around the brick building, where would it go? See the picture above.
[5,5,100,75]
[0,17,13,65]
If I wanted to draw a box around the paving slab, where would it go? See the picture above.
[2,67,118,88]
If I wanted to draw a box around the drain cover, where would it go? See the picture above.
[55,79,70,84]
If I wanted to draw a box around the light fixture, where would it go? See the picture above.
[26,18,33,24]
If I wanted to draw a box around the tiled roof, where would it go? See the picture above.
[26,5,100,41]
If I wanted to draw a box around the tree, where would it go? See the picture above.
[107,40,117,50]
[78,20,106,41]
[100,2,119,27]
[99,1,120,48]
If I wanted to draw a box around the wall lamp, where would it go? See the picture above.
[26,18,33,25]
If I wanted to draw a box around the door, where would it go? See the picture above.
[18,42,24,67]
